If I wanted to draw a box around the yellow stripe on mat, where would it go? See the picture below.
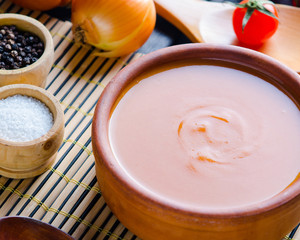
[0,0,141,239]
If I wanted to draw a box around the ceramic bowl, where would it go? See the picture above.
[92,43,300,240]
[0,84,64,179]
[0,216,74,240]
[0,13,54,88]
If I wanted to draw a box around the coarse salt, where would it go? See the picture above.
[0,94,53,142]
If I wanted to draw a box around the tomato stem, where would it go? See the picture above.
[231,0,278,31]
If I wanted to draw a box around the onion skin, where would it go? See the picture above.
[10,0,71,11]
[71,0,156,57]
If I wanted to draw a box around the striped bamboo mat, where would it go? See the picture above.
[0,0,299,240]
[0,0,141,239]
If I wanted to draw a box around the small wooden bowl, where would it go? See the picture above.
[0,13,54,88]
[0,84,64,179]
[92,43,300,240]
[0,216,74,240]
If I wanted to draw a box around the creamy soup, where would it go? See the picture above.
[109,61,300,209]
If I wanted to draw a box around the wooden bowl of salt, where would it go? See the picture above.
[0,84,64,179]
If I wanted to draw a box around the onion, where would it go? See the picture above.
[71,0,156,57]
[10,0,71,11]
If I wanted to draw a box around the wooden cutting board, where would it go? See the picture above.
[154,0,300,73]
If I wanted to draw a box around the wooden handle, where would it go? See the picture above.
[154,0,300,73]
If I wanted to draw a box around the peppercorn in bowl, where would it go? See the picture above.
[0,14,54,88]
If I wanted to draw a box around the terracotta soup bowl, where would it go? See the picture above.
[92,43,300,240]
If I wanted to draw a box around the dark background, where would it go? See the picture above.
[45,0,296,55]
[45,5,192,54]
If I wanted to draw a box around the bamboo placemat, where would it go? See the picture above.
[0,1,142,239]
[0,1,299,240]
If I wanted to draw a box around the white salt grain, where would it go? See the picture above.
[0,94,54,142]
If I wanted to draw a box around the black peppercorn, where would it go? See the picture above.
[23,56,31,65]
[37,42,43,49]
[11,43,18,50]
[6,57,14,65]
[33,36,39,43]
[16,35,24,42]
[5,44,11,51]
[7,33,15,40]
[27,36,35,44]
[2,54,7,61]
[7,39,15,45]
[37,49,43,56]
[0,24,44,69]
[10,50,18,58]
[21,39,27,47]
[32,51,39,58]
[16,56,22,62]
[19,51,26,57]
[31,57,38,63]
[13,62,19,69]
[24,46,31,53]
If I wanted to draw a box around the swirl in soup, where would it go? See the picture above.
[109,61,300,209]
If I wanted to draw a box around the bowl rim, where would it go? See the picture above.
[0,13,54,74]
[92,43,300,218]
[0,216,75,239]
[0,83,64,146]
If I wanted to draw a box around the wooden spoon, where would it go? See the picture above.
[0,216,74,240]
[154,0,300,73]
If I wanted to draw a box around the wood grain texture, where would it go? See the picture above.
[0,216,74,240]
[0,84,64,179]
[0,14,54,88]
[92,44,300,240]
[154,0,300,73]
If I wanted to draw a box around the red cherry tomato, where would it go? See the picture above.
[232,0,279,46]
